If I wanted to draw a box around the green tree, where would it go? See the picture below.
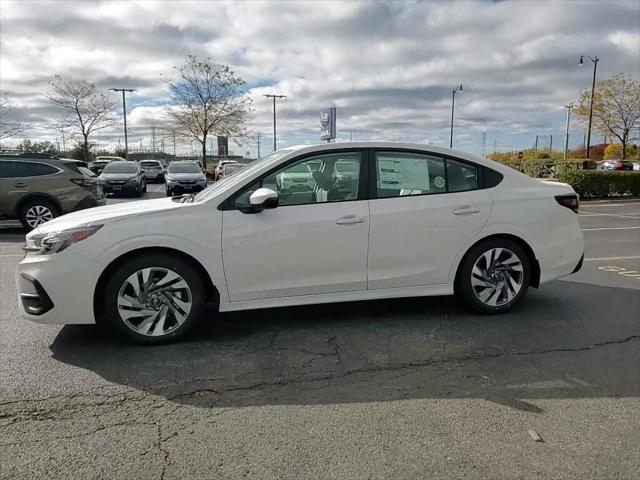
[164,56,252,169]
[575,74,640,159]
[16,139,59,155]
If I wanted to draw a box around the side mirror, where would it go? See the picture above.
[246,187,278,213]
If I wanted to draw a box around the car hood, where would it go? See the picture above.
[31,197,181,234]
[167,173,205,181]
[100,173,138,181]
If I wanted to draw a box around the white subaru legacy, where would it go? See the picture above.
[17,143,584,344]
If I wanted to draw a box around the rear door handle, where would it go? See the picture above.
[453,207,480,215]
[336,215,366,225]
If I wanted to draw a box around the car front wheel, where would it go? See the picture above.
[457,239,530,314]
[102,254,206,344]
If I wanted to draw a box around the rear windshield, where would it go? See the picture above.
[103,162,137,173]
[78,166,96,177]
[141,161,161,167]
[168,163,201,173]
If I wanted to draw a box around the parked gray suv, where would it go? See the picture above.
[0,155,106,230]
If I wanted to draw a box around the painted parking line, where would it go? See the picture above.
[582,226,640,232]
[579,212,640,219]
[584,256,640,262]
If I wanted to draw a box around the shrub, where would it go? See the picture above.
[555,170,640,198]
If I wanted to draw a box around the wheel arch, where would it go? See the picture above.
[15,193,62,218]
[93,246,220,322]
[453,233,541,291]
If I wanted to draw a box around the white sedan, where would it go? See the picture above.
[16,142,584,344]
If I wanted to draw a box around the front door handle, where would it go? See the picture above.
[14,182,26,188]
[453,207,480,215]
[336,215,366,225]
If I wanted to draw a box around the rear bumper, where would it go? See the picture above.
[144,172,164,181]
[71,195,106,211]
[16,250,100,324]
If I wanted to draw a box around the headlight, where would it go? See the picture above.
[127,177,138,183]
[24,225,103,255]
[166,176,177,184]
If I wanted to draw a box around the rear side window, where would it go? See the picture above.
[446,159,479,192]
[375,152,447,198]
[374,151,483,198]
[0,161,58,178]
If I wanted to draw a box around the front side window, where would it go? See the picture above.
[375,152,446,198]
[231,151,362,209]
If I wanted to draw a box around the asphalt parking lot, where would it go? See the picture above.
[0,193,638,479]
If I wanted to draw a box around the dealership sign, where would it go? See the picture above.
[320,107,336,141]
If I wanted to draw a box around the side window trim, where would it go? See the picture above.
[220,148,368,211]
[369,149,487,200]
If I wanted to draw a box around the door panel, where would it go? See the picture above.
[222,201,369,301]
[368,190,492,288]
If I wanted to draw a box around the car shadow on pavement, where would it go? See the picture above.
[50,281,640,413]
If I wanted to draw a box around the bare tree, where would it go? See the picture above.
[165,56,252,168]
[0,94,26,141]
[575,73,640,159]
[47,76,117,161]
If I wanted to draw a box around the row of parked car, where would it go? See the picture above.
[0,153,246,230]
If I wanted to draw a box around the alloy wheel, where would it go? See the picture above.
[25,205,54,228]
[471,248,524,307]
[117,267,192,337]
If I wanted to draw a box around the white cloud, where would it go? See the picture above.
[0,0,638,155]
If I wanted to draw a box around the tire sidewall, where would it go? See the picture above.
[102,254,206,344]
[458,239,531,314]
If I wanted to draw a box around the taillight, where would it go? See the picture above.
[70,177,96,188]
[555,194,579,213]
[615,161,624,170]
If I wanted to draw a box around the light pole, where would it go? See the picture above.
[110,88,136,159]
[449,84,462,148]
[578,55,599,159]
[263,94,286,151]
[562,104,574,160]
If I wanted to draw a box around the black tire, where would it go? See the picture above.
[166,188,172,197]
[456,238,530,314]
[142,181,147,193]
[19,199,58,231]
[102,253,207,344]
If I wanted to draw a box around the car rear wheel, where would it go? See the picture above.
[457,239,530,314]
[102,254,206,344]
[19,200,58,231]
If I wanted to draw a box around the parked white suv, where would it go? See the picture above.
[17,142,584,344]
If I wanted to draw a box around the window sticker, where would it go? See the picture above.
[433,176,445,189]
[377,157,430,191]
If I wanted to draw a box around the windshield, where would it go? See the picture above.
[224,164,244,174]
[102,162,137,174]
[168,163,201,173]
[194,149,295,201]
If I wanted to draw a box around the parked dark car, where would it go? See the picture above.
[0,155,105,230]
[165,161,207,196]
[99,161,146,197]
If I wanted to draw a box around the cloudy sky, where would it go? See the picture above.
[1,0,639,157]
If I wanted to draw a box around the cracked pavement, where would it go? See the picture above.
[1,199,639,479]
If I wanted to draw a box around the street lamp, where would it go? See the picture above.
[263,94,286,151]
[109,88,136,159]
[449,84,463,148]
[562,104,574,160]
[578,55,599,159]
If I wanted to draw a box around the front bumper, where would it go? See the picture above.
[16,250,101,324]
[102,183,138,195]
[167,183,206,194]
